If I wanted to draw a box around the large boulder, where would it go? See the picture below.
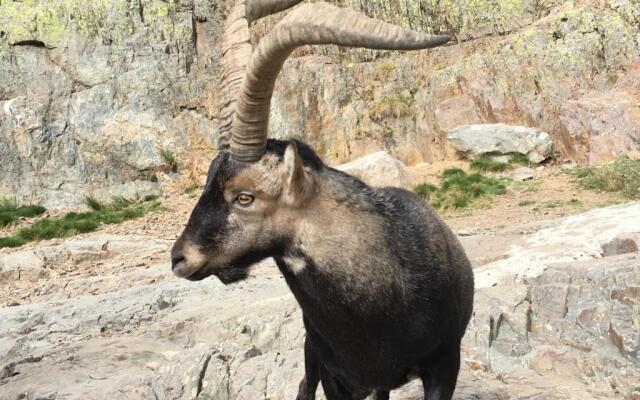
[334,151,413,188]
[447,124,554,163]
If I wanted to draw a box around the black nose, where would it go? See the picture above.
[171,254,185,270]
[171,234,187,270]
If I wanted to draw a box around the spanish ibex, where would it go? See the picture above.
[172,1,474,399]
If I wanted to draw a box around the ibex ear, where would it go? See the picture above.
[282,142,313,206]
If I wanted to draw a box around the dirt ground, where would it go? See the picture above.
[409,161,623,232]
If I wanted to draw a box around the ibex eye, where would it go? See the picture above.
[235,193,254,206]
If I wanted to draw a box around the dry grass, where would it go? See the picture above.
[574,158,640,199]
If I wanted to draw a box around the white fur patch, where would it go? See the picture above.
[282,256,307,275]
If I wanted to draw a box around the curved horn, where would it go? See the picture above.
[217,0,303,150]
[230,2,450,162]
[247,0,303,22]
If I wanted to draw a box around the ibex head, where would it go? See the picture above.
[171,1,450,283]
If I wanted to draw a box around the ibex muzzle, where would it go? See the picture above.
[172,2,473,399]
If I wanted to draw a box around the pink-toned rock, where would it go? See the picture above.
[601,233,640,257]
[560,70,640,165]
[530,346,580,378]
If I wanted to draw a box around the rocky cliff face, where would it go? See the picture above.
[1,0,639,208]
[0,0,225,208]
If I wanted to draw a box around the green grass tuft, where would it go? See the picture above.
[84,195,105,211]
[413,183,438,200]
[470,155,509,173]
[543,200,562,209]
[160,148,178,173]
[508,153,533,166]
[0,196,161,249]
[574,157,640,199]
[0,198,47,228]
[0,236,27,248]
[415,168,507,210]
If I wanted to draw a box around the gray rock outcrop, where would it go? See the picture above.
[447,124,554,163]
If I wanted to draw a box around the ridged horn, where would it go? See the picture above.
[230,2,450,162]
[217,0,303,151]
[247,0,303,21]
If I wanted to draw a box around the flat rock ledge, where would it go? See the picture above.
[0,203,639,399]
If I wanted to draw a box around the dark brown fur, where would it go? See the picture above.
[172,139,474,399]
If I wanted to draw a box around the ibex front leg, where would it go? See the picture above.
[296,335,320,400]
[420,344,461,400]
[372,390,390,399]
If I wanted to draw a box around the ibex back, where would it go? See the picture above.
[171,2,474,399]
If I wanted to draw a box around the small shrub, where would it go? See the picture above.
[574,157,640,199]
[0,196,161,249]
[160,148,179,173]
[470,155,509,173]
[0,198,46,228]
[416,169,507,210]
